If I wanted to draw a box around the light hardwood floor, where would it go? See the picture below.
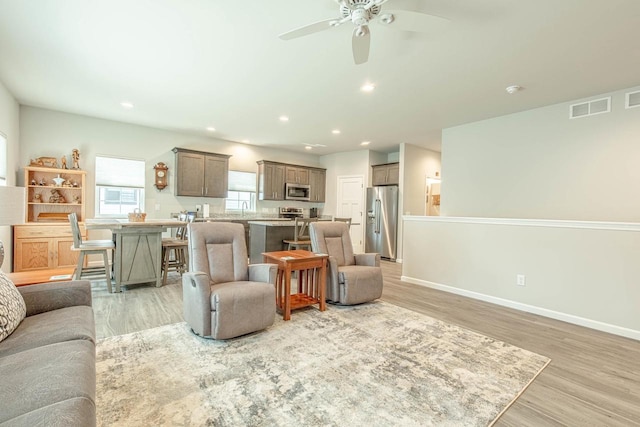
[92,262,640,426]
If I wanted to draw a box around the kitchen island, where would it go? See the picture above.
[248,221,296,264]
[85,219,185,291]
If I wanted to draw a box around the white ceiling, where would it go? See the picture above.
[1,0,639,155]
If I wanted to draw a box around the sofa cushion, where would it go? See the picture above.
[0,305,95,358]
[0,270,26,343]
[0,396,96,427]
[0,340,95,424]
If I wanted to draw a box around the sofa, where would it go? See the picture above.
[0,275,96,427]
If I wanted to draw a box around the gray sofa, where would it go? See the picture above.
[0,280,96,427]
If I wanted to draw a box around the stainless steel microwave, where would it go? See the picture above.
[285,183,311,201]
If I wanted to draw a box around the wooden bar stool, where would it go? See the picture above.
[161,213,193,285]
[283,217,317,251]
[68,213,115,292]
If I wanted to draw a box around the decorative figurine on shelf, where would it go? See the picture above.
[33,193,42,202]
[49,189,65,203]
[61,155,68,169]
[38,178,45,186]
[72,180,79,188]
[71,149,80,170]
[30,179,36,186]
[29,157,58,168]
[52,174,65,186]
[73,195,81,204]
[63,179,72,187]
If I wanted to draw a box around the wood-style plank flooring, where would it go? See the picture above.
[91,262,640,426]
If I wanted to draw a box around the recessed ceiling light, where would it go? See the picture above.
[505,85,523,94]
[120,101,134,109]
[361,83,375,92]
[332,129,341,135]
[305,146,312,150]
[206,126,216,132]
[361,141,371,146]
[242,139,250,143]
[279,115,289,122]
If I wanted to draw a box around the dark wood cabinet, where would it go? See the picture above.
[285,166,310,185]
[257,161,286,200]
[173,148,230,198]
[372,162,399,186]
[309,168,326,202]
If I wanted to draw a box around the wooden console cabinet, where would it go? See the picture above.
[13,224,87,272]
[13,166,88,272]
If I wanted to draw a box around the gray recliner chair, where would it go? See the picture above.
[309,222,383,305]
[182,222,277,339]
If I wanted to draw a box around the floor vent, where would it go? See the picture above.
[626,90,640,109]
[569,97,611,119]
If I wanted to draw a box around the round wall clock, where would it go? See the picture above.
[153,162,169,190]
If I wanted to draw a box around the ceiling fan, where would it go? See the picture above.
[279,0,449,65]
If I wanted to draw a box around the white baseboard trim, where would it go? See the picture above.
[401,275,640,342]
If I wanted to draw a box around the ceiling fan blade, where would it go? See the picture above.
[364,0,390,10]
[352,26,370,65]
[378,10,450,33]
[279,18,340,40]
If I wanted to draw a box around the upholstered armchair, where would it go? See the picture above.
[309,222,383,305]
[182,222,277,339]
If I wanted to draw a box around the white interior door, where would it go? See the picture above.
[336,175,364,253]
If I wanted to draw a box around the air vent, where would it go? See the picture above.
[626,90,640,109]
[569,97,611,119]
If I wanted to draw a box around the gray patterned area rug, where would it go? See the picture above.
[96,301,549,426]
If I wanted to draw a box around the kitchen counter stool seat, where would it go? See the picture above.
[68,213,115,292]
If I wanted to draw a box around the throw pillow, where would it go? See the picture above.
[0,270,26,343]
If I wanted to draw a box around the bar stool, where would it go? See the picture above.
[333,217,352,227]
[68,213,115,292]
[283,217,317,250]
[161,213,193,285]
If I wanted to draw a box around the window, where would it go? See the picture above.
[225,171,256,211]
[95,156,145,217]
[0,133,6,186]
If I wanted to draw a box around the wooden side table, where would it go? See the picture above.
[262,250,327,321]
[6,267,76,287]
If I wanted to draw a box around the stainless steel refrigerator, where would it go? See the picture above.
[365,186,398,260]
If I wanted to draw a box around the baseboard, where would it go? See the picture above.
[401,275,640,342]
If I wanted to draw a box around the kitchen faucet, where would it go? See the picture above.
[241,201,249,217]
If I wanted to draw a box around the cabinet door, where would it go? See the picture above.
[297,168,310,185]
[309,169,326,202]
[176,152,205,196]
[386,163,400,185]
[14,239,54,271]
[55,238,81,268]
[372,166,388,186]
[204,155,228,198]
[285,167,298,184]
[272,164,286,200]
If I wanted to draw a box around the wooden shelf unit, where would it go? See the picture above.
[14,166,88,272]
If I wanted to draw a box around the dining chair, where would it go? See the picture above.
[333,217,352,227]
[68,213,115,292]
[283,217,317,250]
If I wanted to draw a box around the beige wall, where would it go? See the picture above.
[402,217,640,340]
[19,106,325,224]
[0,80,20,272]
[398,143,441,261]
[441,85,640,221]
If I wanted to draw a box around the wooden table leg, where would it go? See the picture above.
[284,265,292,321]
[318,260,326,312]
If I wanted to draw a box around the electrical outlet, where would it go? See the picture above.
[516,274,526,286]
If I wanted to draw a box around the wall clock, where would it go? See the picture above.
[153,162,169,190]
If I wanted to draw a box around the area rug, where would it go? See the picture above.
[96,301,550,426]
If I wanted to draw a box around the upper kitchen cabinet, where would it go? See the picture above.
[309,168,326,202]
[372,162,400,186]
[257,160,286,201]
[173,148,230,198]
[285,166,310,185]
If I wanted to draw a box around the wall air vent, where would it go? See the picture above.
[569,97,611,119]
[625,90,640,109]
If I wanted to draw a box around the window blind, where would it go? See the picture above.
[228,171,256,192]
[95,156,145,188]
